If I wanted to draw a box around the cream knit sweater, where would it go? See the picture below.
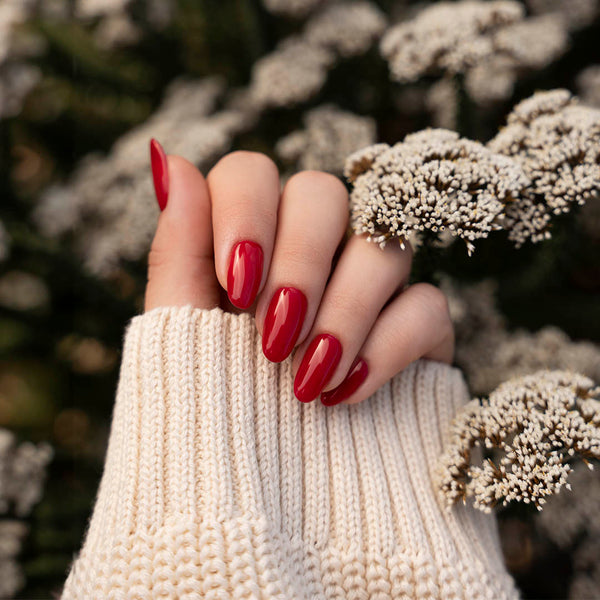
[60,305,519,599]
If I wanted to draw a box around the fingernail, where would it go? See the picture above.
[263,287,307,363]
[321,357,369,407]
[150,138,169,211]
[227,241,264,309]
[294,334,342,403]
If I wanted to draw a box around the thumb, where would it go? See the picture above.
[145,140,220,312]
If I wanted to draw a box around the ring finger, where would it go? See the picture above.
[291,233,413,402]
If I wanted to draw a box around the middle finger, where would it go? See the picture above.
[254,170,349,361]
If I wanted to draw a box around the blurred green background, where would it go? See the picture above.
[0,1,598,598]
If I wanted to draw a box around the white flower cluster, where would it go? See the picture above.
[0,0,43,119]
[76,0,131,18]
[0,1,37,64]
[467,325,600,398]
[492,15,568,70]
[526,0,600,31]
[250,2,386,108]
[381,1,524,81]
[437,370,600,512]
[57,335,117,375]
[463,59,517,106]
[440,277,600,396]
[569,535,600,599]
[0,271,50,311]
[249,38,335,109]
[465,15,568,104]
[538,466,600,547]
[304,2,387,58]
[262,0,325,18]
[441,278,505,345]
[0,429,53,518]
[345,90,600,253]
[425,78,459,130]
[577,64,600,107]
[0,429,53,598]
[344,129,529,254]
[536,465,600,599]
[276,104,376,174]
[488,90,600,247]
[0,519,29,598]
[32,77,250,276]
[381,1,569,104]
[74,0,174,49]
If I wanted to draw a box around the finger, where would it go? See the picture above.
[322,283,455,406]
[206,151,280,309]
[291,234,413,402]
[254,171,349,362]
[145,152,219,312]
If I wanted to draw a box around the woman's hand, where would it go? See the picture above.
[145,141,454,406]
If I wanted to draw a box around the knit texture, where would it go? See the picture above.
[60,305,519,599]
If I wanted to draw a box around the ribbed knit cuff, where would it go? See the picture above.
[61,306,519,600]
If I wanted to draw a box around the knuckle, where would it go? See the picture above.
[326,290,371,323]
[146,245,170,282]
[278,239,325,269]
[219,194,276,227]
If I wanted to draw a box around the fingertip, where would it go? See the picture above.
[320,356,369,407]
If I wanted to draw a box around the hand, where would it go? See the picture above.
[145,141,454,405]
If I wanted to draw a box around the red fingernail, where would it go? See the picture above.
[294,334,342,403]
[150,138,169,211]
[263,287,307,363]
[321,357,368,407]
[227,241,264,309]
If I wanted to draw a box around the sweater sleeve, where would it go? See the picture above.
[59,305,519,600]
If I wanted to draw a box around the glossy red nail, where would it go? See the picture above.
[321,357,369,407]
[227,241,264,309]
[263,287,307,363]
[150,138,169,211]
[294,334,342,403]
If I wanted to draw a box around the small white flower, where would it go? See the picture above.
[436,370,600,511]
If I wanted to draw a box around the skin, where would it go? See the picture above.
[145,151,455,405]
